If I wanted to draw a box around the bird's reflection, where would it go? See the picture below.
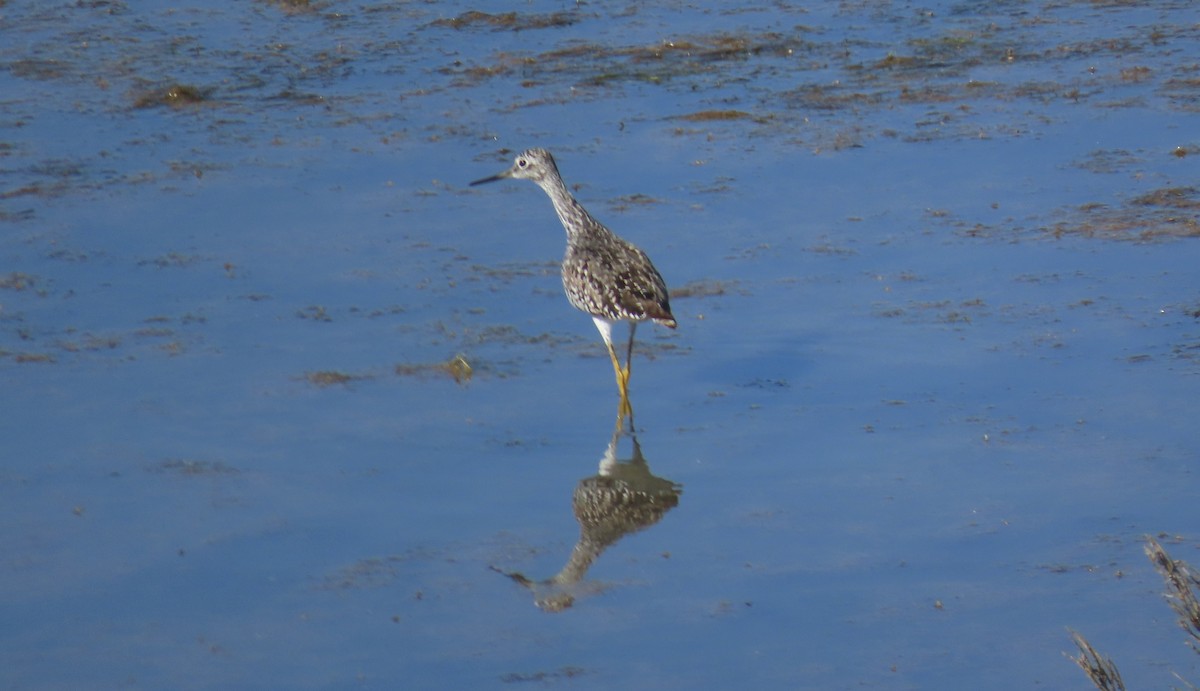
[494,416,682,612]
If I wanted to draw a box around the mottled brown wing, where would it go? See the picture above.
[562,236,675,327]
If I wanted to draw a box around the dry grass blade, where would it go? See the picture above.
[1068,630,1126,691]
[1145,536,1200,652]
[1173,671,1200,691]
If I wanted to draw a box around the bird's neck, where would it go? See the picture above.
[538,176,601,242]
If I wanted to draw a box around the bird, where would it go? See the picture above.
[470,148,676,421]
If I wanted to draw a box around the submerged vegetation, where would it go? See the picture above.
[430,10,579,31]
[1052,186,1200,242]
[395,354,474,384]
[2,2,1196,202]
[132,83,211,109]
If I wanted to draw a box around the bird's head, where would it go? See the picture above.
[470,148,560,187]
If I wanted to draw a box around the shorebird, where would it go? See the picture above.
[470,148,676,420]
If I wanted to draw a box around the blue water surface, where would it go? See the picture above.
[2,1,1199,689]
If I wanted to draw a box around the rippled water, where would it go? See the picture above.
[2,1,1199,689]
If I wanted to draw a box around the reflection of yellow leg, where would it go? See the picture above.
[624,322,637,388]
[621,323,636,422]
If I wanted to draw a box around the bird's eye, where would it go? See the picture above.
[517,158,528,168]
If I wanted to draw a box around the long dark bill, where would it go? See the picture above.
[469,171,509,186]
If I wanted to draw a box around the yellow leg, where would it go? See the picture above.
[606,342,633,424]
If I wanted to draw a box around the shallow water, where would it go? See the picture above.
[2,0,1199,689]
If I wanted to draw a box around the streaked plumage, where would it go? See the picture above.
[470,148,675,419]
